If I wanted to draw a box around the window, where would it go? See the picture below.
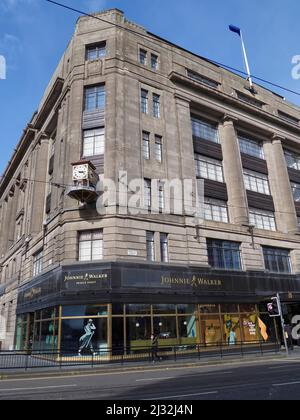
[291,182,300,202]
[33,250,43,277]
[141,89,148,114]
[139,49,147,65]
[155,135,162,163]
[263,247,291,274]
[278,111,299,125]
[142,132,150,160]
[86,42,106,60]
[244,170,270,195]
[151,54,159,70]
[84,85,105,111]
[78,230,103,262]
[144,178,152,208]
[153,94,160,118]
[195,155,224,183]
[237,92,264,108]
[204,198,229,223]
[187,70,219,88]
[249,209,276,231]
[158,182,165,211]
[191,117,219,143]
[207,239,242,270]
[239,135,265,159]
[83,128,105,157]
[285,151,300,171]
[160,233,169,263]
[146,231,155,262]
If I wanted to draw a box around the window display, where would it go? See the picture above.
[15,303,277,355]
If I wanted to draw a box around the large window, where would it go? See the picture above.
[78,230,103,262]
[146,231,155,262]
[244,170,270,195]
[187,70,219,88]
[142,132,150,160]
[83,128,105,157]
[207,239,242,271]
[239,135,264,159]
[249,209,276,231]
[160,233,169,263]
[144,178,152,208]
[139,49,147,65]
[33,250,43,277]
[158,182,165,211]
[263,247,291,274]
[204,198,229,223]
[84,85,105,111]
[86,42,106,60]
[195,155,224,183]
[151,54,159,71]
[285,151,300,171]
[153,94,161,118]
[191,117,219,143]
[291,182,300,202]
[154,135,163,163]
[141,89,148,114]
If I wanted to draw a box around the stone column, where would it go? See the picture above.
[175,95,195,216]
[220,115,249,225]
[0,198,11,257]
[30,136,50,235]
[264,135,298,233]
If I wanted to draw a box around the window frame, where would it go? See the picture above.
[191,117,219,144]
[204,198,229,223]
[238,135,265,160]
[152,93,161,118]
[82,127,105,157]
[78,230,104,262]
[249,208,276,231]
[263,246,292,274]
[146,231,155,262]
[195,155,224,183]
[84,85,106,112]
[86,42,106,61]
[33,250,43,277]
[207,239,242,271]
[141,89,149,114]
[160,233,169,263]
[243,169,270,195]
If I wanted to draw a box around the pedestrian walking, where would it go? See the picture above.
[151,333,160,363]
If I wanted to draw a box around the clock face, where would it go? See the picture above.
[73,164,88,180]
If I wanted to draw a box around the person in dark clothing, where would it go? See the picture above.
[284,324,294,350]
[151,333,160,362]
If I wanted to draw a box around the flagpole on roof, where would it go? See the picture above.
[229,25,254,92]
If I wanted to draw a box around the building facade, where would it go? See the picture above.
[1,9,300,354]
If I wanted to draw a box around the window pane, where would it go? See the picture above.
[192,118,219,143]
[239,135,264,159]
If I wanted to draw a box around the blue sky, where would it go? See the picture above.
[1,0,300,175]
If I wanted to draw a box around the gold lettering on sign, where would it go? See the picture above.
[161,276,223,288]
[64,273,108,282]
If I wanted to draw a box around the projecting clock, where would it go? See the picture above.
[73,164,88,181]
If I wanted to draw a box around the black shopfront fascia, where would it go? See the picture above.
[16,261,300,314]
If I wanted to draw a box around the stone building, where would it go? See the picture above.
[1,9,300,353]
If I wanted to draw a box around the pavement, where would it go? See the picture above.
[0,346,288,380]
[0,353,300,400]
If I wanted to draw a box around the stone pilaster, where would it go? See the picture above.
[220,115,249,225]
[264,135,298,233]
[30,136,50,235]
